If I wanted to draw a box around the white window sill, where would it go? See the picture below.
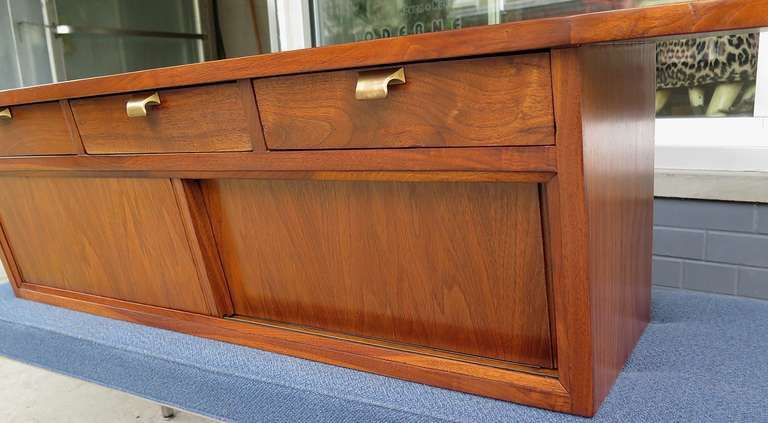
[652,29,767,204]
[654,116,768,203]
[654,128,768,203]
[654,144,768,203]
[655,169,768,203]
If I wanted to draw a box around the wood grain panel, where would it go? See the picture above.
[0,176,211,314]
[203,179,553,367]
[580,43,655,411]
[0,102,79,156]
[71,83,254,154]
[546,44,655,416]
[0,146,557,175]
[548,48,595,416]
[237,79,267,152]
[59,100,86,154]
[16,284,573,413]
[0,219,23,293]
[254,54,554,149]
[0,0,765,106]
[171,179,234,317]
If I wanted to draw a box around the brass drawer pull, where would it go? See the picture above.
[126,92,161,118]
[355,67,406,100]
[0,108,11,120]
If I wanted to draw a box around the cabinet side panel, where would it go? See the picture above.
[580,44,655,408]
[549,48,594,416]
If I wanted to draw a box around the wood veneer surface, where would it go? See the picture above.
[255,54,554,149]
[0,102,78,156]
[0,176,210,314]
[0,147,557,175]
[203,179,554,367]
[581,43,655,411]
[545,44,656,415]
[71,83,253,154]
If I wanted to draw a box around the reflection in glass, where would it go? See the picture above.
[52,0,202,80]
[0,0,52,89]
[0,0,275,87]
[313,0,488,46]
[312,0,685,47]
[500,0,641,23]
[656,33,759,117]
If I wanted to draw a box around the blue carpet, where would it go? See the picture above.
[0,283,766,422]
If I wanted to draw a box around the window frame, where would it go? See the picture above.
[655,29,768,173]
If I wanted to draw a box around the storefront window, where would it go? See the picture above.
[656,33,760,117]
[313,0,488,46]
[312,1,686,47]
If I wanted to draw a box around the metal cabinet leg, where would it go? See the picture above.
[161,405,176,419]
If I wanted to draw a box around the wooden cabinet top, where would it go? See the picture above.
[0,0,766,106]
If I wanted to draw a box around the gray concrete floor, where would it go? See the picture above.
[0,356,219,422]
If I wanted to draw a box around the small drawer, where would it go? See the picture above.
[253,53,554,150]
[71,83,255,154]
[0,101,78,156]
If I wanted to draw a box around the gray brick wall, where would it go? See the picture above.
[653,198,768,300]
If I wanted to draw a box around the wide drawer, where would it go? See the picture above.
[0,102,78,156]
[71,83,255,154]
[253,53,554,150]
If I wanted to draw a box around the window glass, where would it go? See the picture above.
[54,0,200,80]
[0,0,276,87]
[656,33,760,117]
[312,1,686,46]
[313,0,488,46]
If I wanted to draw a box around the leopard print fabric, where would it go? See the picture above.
[656,33,759,89]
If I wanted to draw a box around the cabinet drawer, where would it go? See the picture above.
[0,102,78,156]
[71,83,255,154]
[254,54,554,150]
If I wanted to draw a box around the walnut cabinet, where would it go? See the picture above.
[0,1,764,416]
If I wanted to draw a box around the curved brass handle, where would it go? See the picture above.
[355,67,406,100]
[0,108,11,120]
[126,92,161,118]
